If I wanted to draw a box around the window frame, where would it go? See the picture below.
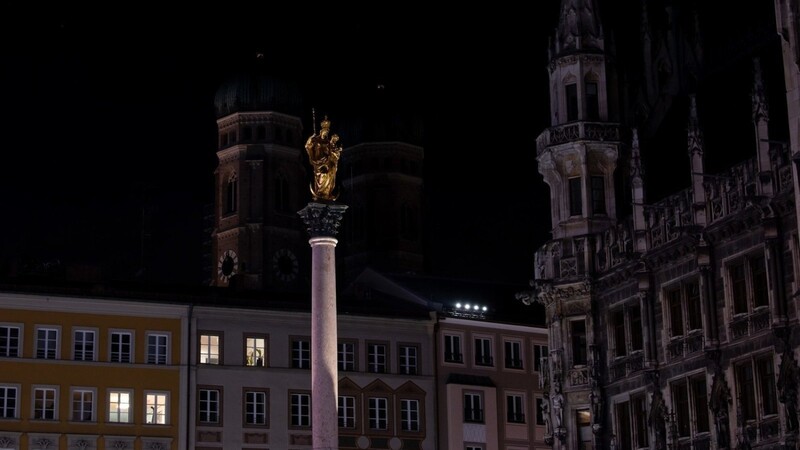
[0,385,19,419]
[506,392,526,424]
[145,391,169,425]
[289,391,311,428]
[669,371,710,440]
[32,386,58,420]
[568,177,583,217]
[243,387,269,427]
[108,388,133,424]
[70,387,96,423]
[35,325,60,360]
[109,329,134,363]
[197,386,222,426]
[72,327,97,362]
[443,332,463,364]
[473,335,494,367]
[463,391,484,423]
[399,398,420,432]
[724,251,770,318]
[398,343,419,375]
[338,340,357,372]
[504,339,524,370]
[244,333,267,367]
[367,341,389,374]
[368,396,389,431]
[533,343,549,373]
[146,332,170,365]
[0,324,22,358]
[199,331,222,365]
[338,395,357,429]
[291,337,311,370]
[734,353,779,426]
[569,318,588,367]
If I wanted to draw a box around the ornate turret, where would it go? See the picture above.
[551,0,604,58]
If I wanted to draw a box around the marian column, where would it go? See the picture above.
[298,115,346,450]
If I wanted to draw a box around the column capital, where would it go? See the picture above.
[298,202,348,238]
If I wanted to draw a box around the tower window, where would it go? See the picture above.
[243,126,252,141]
[275,174,290,213]
[228,131,236,145]
[591,176,605,215]
[569,177,583,216]
[257,126,266,140]
[220,134,228,148]
[585,82,599,120]
[226,175,238,214]
[566,83,578,121]
[275,127,283,143]
[571,319,587,366]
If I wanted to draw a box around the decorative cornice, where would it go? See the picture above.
[298,202,348,238]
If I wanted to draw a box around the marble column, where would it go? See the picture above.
[299,201,347,450]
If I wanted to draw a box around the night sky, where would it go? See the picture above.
[0,1,785,287]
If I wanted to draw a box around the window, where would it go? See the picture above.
[256,125,266,140]
[338,395,356,428]
[226,174,238,214]
[566,83,578,121]
[243,126,252,140]
[535,397,545,425]
[569,177,583,216]
[368,397,388,430]
[110,331,132,363]
[198,388,221,424]
[474,337,493,366]
[290,392,311,427]
[585,81,599,120]
[534,344,549,372]
[591,176,605,214]
[245,390,267,426]
[73,330,95,361]
[504,340,523,369]
[108,390,132,423]
[399,345,418,375]
[147,333,168,365]
[338,341,356,371]
[275,174,290,213]
[0,326,20,357]
[610,304,644,358]
[71,389,94,422]
[464,393,483,423]
[0,386,17,418]
[666,280,702,338]
[245,335,266,367]
[292,339,310,369]
[729,254,769,315]
[671,374,710,439]
[736,354,778,424]
[146,392,168,424]
[466,446,484,450]
[615,394,649,449]
[200,333,221,365]
[507,394,525,423]
[36,327,58,359]
[367,342,387,373]
[571,320,587,366]
[400,399,419,431]
[444,334,462,363]
[576,409,592,450]
[33,387,56,420]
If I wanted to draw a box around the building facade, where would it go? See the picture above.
[529,1,800,449]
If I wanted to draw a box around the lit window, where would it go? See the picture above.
[200,333,221,365]
[0,326,20,357]
[400,399,419,431]
[245,390,267,426]
[146,392,168,424]
[290,392,311,427]
[368,397,388,430]
[73,330,95,361]
[245,335,266,367]
[338,395,356,428]
[108,390,132,423]
[36,327,58,359]
[292,339,310,369]
[110,331,132,363]
[147,333,168,365]
[71,389,94,422]
[34,387,56,420]
[198,388,220,424]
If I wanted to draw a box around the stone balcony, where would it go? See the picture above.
[536,121,622,155]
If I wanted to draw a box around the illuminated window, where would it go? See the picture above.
[200,333,221,365]
[146,392,168,424]
[108,390,132,423]
[245,335,266,367]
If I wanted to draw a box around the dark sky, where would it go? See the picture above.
[0,1,784,287]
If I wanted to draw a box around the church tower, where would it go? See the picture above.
[211,61,307,289]
[534,1,621,448]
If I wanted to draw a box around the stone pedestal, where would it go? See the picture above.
[299,202,347,450]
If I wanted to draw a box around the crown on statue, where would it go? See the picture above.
[320,115,331,131]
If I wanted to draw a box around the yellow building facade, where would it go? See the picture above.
[0,291,188,450]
